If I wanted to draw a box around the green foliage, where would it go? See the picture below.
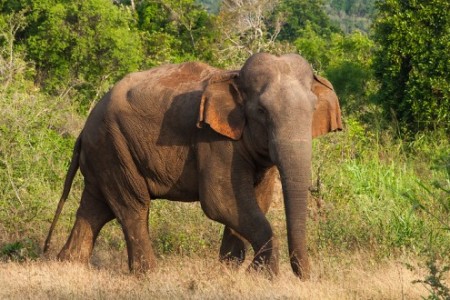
[406,179,450,300]
[0,14,78,239]
[329,0,375,16]
[0,238,40,261]
[324,31,377,113]
[295,27,377,114]
[137,0,216,66]
[149,201,221,256]
[5,0,144,111]
[373,0,450,132]
[275,0,341,42]
[310,120,450,258]
[327,0,376,33]
[413,259,450,300]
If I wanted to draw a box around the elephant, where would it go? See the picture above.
[44,53,342,279]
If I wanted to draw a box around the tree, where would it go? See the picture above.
[0,12,78,230]
[324,31,375,113]
[295,26,376,113]
[274,0,341,42]
[0,10,30,89]
[373,0,450,132]
[4,0,144,111]
[329,0,375,17]
[214,0,293,67]
[136,0,216,66]
[326,0,376,33]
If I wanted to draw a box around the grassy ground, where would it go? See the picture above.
[1,123,449,298]
[0,256,430,299]
[1,196,447,299]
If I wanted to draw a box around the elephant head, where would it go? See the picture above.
[197,53,342,278]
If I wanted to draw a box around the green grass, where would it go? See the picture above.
[310,117,450,260]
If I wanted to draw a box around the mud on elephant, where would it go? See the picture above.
[44,53,342,279]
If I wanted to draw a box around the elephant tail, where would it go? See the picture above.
[43,135,82,254]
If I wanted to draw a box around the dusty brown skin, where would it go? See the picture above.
[44,53,342,279]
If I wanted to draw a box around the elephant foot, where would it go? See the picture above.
[247,255,279,280]
[57,218,97,264]
[219,226,246,267]
[247,254,279,279]
[128,250,157,274]
[248,237,279,277]
[57,243,91,264]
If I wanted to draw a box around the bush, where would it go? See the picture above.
[373,0,450,132]
[4,0,144,112]
[0,13,80,245]
[0,239,40,261]
[310,120,450,258]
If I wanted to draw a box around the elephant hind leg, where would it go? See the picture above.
[101,173,156,273]
[58,186,115,263]
[117,205,156,273]
[219,226,247,266]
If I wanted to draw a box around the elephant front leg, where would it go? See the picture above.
[200,167,280,275]
[219,226,280,276]
[219,226,247,266]
[217,209,279,276]
[243,216,279,276]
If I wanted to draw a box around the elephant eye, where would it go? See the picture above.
[257,106,266,115]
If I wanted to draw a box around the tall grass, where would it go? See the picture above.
[310,117,450,259]
[0,258,430,299]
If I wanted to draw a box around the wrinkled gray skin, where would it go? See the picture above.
[44,53,342,279]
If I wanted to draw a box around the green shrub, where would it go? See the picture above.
[3,0,144,112]
[149,201,222,257]
[0,238,40,261]
[0,15,80,243]
[310,120,450,258]
[406,175,450,300]
[373,0,450,132]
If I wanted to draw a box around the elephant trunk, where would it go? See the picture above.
[271,137,312,279]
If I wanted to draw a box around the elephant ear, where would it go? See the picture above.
[311,75,343,138]
[197,71,245,140]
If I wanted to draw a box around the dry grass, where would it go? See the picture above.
[0,255,429,299]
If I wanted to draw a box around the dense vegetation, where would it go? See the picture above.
[1,0,449,293]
